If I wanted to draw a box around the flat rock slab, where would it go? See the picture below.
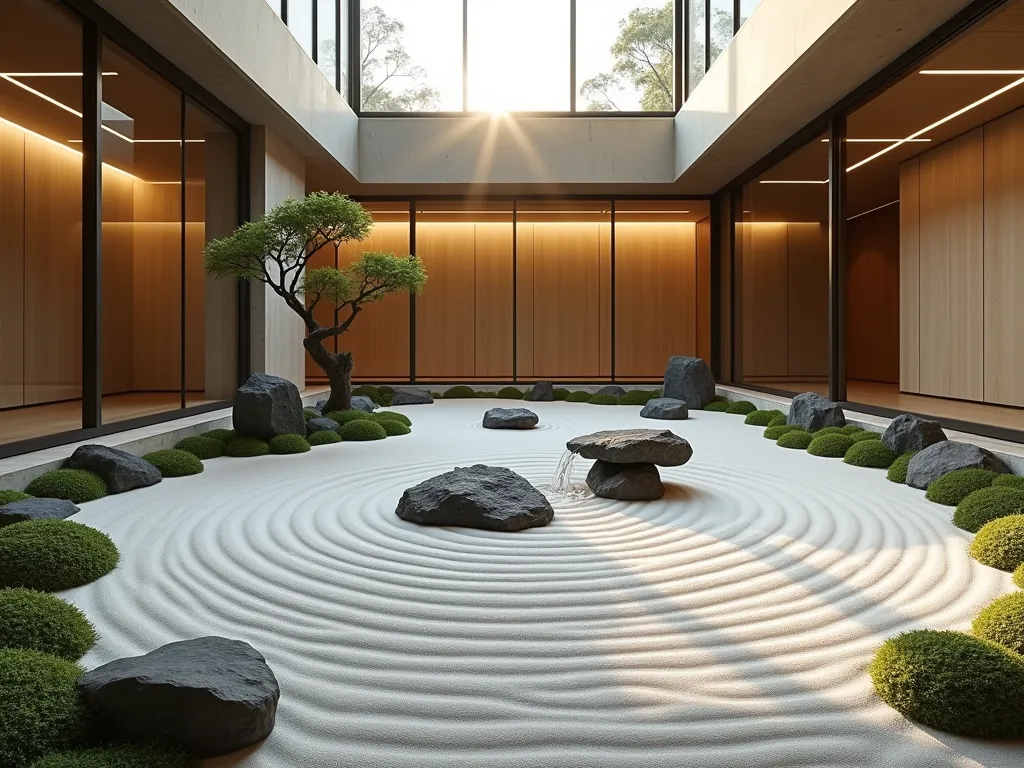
[595,385,626,398]
[526,382,554,402]
[567,429,693,467]
[586,461,664,500]
[79,636,280,758]
[640,397,689,420]
[883,413,947,454]
[233,372,305,440]
[350,395,375,413]
[663,356,716,410]
[65,444,161,494]
[392,388,434,405]
[395,464,553,532]
[483,408,539,430]
[787,392,846,432]
[907,441,1010,490]
[306,417,340,435]
[0,497,79,527]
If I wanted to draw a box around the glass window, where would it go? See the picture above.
[290,0,314,57]
[687,0,706,93]
[468,0,571,112]
[267,0,282,16]
[317,0,338,87]
[339,0,350,96]
[577,1,674,112]
[361,0,461,112]
[709,0,733,68]
[740,0,762,26]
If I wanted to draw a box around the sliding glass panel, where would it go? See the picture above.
[709,0,733,68]
[339,0,350,96]
[361,0,462,111]
[317,0,338,87]
[576,1,674,112]
[740,0,762,26]
[687,0,706,93]
[267,0,282,16]
[290,0,315,57]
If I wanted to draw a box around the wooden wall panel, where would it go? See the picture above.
[918,128,984,401]
[899,158,921,393]
[847,204,900,384]
[614,222,697,378]
[416,223,476,379]
[474,223,513,378]
[696,217,712,366]
[100,170,135,396]
[786,223,829,378]
[515,223,535,378]
[739,223,789,379]
[0,121,25,408]
[304,243,340,380]
[598,222,612,378]
[983,108,1024,407]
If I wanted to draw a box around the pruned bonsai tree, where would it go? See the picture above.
[204,192,426,413]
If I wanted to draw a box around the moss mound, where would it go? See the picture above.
[0,589,96,661]
[269,434,311,455]
[844,440,897,469]
[840,424,864,435]
[811,426,846,437]
[954,486,1024,533]
[371,411,412,427]
[703,400,730,412]
[379,393,394,406]
[340,420,387,442]
[1015,562,1024,589]
[378,385,395,396]
[553,388,570,401]
[764,424,798,440]
[565,391,591,403]
[992,474,1024,491]
[202,429,235,443]
[973,593,1024,656]
[25,470,107,505]
[173,436,225,460]
[777,430,813,449]
[224,437,270,458]
[870,629,1024,738]
[0,520,119,592]
[0,648,89,767]
[381,420,411,436]
[324,410,374,426]
[141,449,204,478]
[0,490,32,506]
[886,451,917,484]
[807,433,855,458]
[926,468,999,507]
[308,430,342,447]
[849,431,881,443]
[767,415,787,428]
[30,745,197,768]
[302,408,319,421]
[475,391,495,398]
[588,394,618,405]
[443,385,476,399]
[617,390,658,406]
[497,387,524,400]
[352,385,381,403]
[745,409,784,427]
[969,514,1024,572]
[725,400,756,415]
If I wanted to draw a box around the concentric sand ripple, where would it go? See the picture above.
[64,402,1021,767]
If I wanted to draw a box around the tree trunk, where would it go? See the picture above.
[303,336,353,413]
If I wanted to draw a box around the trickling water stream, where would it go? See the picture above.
[541,450,589,501]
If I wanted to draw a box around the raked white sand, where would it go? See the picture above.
[63,401,1023,768]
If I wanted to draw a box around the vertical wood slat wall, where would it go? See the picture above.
[900,108,1024,407]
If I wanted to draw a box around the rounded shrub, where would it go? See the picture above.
[0,490,32,506]
[324,410,374,426]
[777,430,813,449]
[745,409,784,427]
[843,440,897,469]
[202,429,235,443]
[767,415,787,428]
[302,408,319,421]
[173,436,225,460]
[812,426,846,437]
[725,400,756,415]
[308,430,342,447]
[840,424,865,436]
[553,388,570,401]
[30,745,197,768]
[993,474,1024,491]
[0,648,89,767]
[807,433,855,459]
[379,392,394,407]
[1015,562,1024,589]
[886,451,916,484]
[340,420,387,442]
[953,486,1024,534]
[269,434,311,455]
[371,411,412,427]
[475,391,496,398]
[141,449,204,478]
[703,400,730,412]
[926,468,999,507]
[0,520,119,592]
[973,593,1024,656]
[764,424,798,440]
[0,589,95,661]
[617,390,658,406]
[443,385,476,399]
[588,394,618,405]
[224,437,270,458]
[381,420,411,437]
[850,431,881,443]
[969,514,1024,571]
[26,470,107,505]
[565,391,591,403]
[869,630,1024,739]
[378,385,395,396]
[497,387,524,400]
[352,385,382,403]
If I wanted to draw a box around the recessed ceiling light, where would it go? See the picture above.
[0,72,118,76]
[758,180,828,184]
[821,138,931,143]
[920,69,1024,75]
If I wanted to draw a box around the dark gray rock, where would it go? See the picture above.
[314,400,327,412]
[0,498,79,528]
[640,397,689,420]
[395,465,553,532]
[567,429,693,467]
[586,461,664,500]
[351,395,375,413]
[906,441,1010,490]
[392,388,434,406]
[663,356,716,410]
[526,382,554,402]
[306,417,340,435]
[882,414,947,454]
[79,636,279,758]
[595,385,626,398]
[232,373,305,440]
[786,392,846,431]
[64,445,161,494]
[482,408,539,430]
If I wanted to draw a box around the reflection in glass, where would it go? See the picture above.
[709,0,734,67]
[687,0,706,92]
[317,0,338,87]
[289,0,314,57]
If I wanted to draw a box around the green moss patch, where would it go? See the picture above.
[840,425,864,436]
[745,409,784,427]
[886,451,917,484]
[443,385,476,399]
[0,490,32,506]
[764,425,798,440]
[352,385,381,403]
[849,431,881,443]
[777,430,813,449]
[767,415,787,428]
[173,436,225,460]
[565,391,591,403]
[926,468,999,507]
[142,449,204,478]
[807,433,855,458]
[224,437,270,458]
[553,388,569,401]
[703,400,729,412]
[0,520,119,592]
[324,410,374,426]
[30,745,197,768]
[588,394,618,405]
[973,592,1024,656]
[339,420,387,441]
[302,408,319,421]
[497,387,524,400]
[725,400,756,415]
[0,589,95,661]
[25,470,107,505]
[844,440,897,469]
[202,429,235,443]
[969,514,1024,572]
[308,430,342,446]
[1015,563,1024,589]
[870,630,1024,739]
[953,486,1024,534]
[370,411,412,427]
[617,390,659,406]
[381,420,411,436]
[993,474,1024,491]
[811,426,846,437]
[269,434,311,455]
